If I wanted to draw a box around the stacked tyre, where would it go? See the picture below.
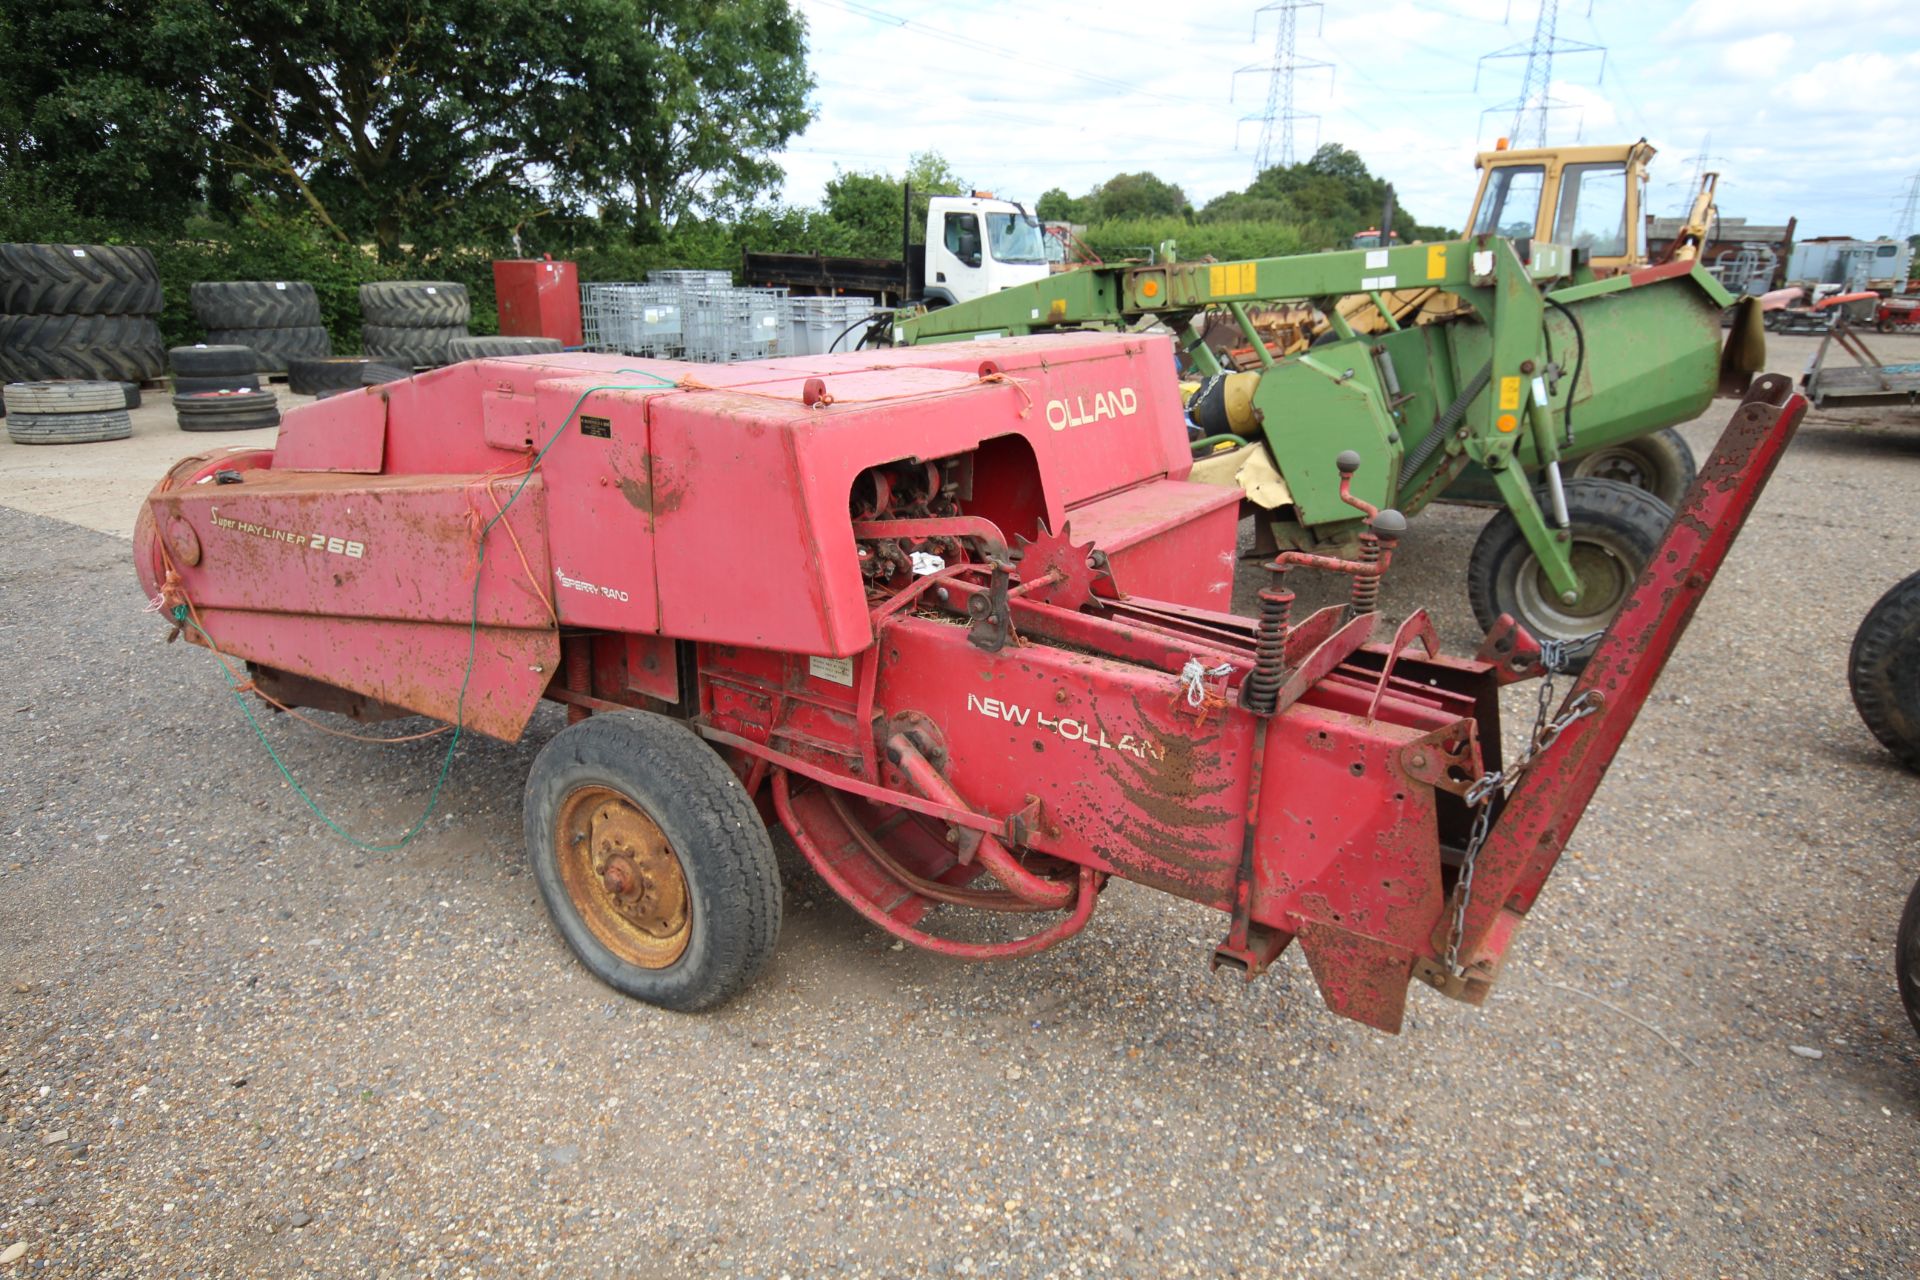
[174,388,281,432]
[359,281,470,368]
[3,380,134,445]
[190,281,331,375]
[287,356,376,397]
[171,343,264,395]
[170,347,280,433]
[446,335,562,361]
[0,244,167,385]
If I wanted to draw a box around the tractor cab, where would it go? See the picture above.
[1468,140,1655,275]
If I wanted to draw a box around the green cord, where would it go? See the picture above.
[183,376,682,852]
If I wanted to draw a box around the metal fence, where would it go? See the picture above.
[582,273,878,363]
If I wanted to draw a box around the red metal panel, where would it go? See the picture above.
[1064,479,1242,609]
[874,613,1253,908]
[151,470,554,629]
[493,258,582,346]
[271,391,387,473]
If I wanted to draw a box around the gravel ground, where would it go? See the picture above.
[2,332,1919,1277]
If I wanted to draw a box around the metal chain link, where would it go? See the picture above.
[1443,631,1605,976]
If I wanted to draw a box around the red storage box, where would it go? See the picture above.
[492,256,581,347]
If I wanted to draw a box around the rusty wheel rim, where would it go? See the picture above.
[554,785,692,969]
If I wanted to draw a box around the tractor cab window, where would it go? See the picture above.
[944,212,983,266]
[1554,162,1629,257]
[1473,165,1545,239]
[985,212,1047,264]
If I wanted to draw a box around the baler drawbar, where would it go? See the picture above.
[134,337,1804,1031]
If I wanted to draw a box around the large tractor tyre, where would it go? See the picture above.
[1898,875,1920,1040]
[189,280,322,330]
[361,324,466,368]
[0,243,163,316]
[1467,478,1672,673]
[524,711,783,1013]
[1568,427,1697,511]
[1849,570,1920,772]
[2,380,127,415]
[5,409,134,445]
[203,325,332,373]
[169,344,260,379]
[445,335,563,361]
[359,362,411,386]
[358,281,470,328]
[0,314,166,383]
[286,356,373,396]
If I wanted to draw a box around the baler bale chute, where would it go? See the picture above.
[134,336,1805,1032]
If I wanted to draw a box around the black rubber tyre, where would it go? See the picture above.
[524,711,782,1013]
[119,382,141,409]
[446,335,563,361]
[1849,570,1920,771]
[169,344,260,378]
[360,362,410,386]
[171,373,262,396]
[358,280,470,327]
[188,280,321,330]
[6,409,133,444]
[0,314,166,382]
[0,243,162,316]
[361,324,466,367]
[2,380,126,414]
[1568,427,1697,510]
[1898,875,1920,1040]
[203,325,332,373]
[286,356,372,396]
[1467,478,1671,673]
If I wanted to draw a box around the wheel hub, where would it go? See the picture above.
[556,786,691,968]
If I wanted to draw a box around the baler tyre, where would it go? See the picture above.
[203,325,332,373]
[1466,478,1671,674]
[361,324,466,368]
[524,711,782,1013]
[1848,570,1920,772]
[171,374,262,396]
[3,380,127,415]
[445,335,563,361]
[5,409,133,445]
[0,243,162,316]
[1898,875,1920,1040]
[169,344,260,378]
[0,314,165,382]
[188,280,321,330]
[1567,427,1697,510]
[358,280,470,327]
[286,356,372,396]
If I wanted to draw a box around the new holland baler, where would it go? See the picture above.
[134,337,1804,1031]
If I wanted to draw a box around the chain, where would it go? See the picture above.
[1444,631,1604,976]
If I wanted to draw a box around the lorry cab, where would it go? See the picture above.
[1468,140,1655,275]
[922,193,1052,307]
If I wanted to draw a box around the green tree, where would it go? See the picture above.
[1089,172,1189,220]
[818,151,967,254]
[1036,188,1090,223]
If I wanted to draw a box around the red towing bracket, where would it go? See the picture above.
[133,336,1806,1032]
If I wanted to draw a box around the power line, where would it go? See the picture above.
[1898,172,1920,242]
[1475,0,1606,147]
[1234,0,1334,172]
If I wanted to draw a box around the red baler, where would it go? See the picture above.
[134,337,1804,1031]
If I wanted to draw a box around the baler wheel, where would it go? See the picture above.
[1849,570,1920,771]
[1466,478,1671,673]
[524,712,781,1012]
[1568,428,1697,510]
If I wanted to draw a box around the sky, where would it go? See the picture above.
[770,0,1920,241]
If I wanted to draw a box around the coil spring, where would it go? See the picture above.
[1350,532,1382,614]
[1245,580,1293,716]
